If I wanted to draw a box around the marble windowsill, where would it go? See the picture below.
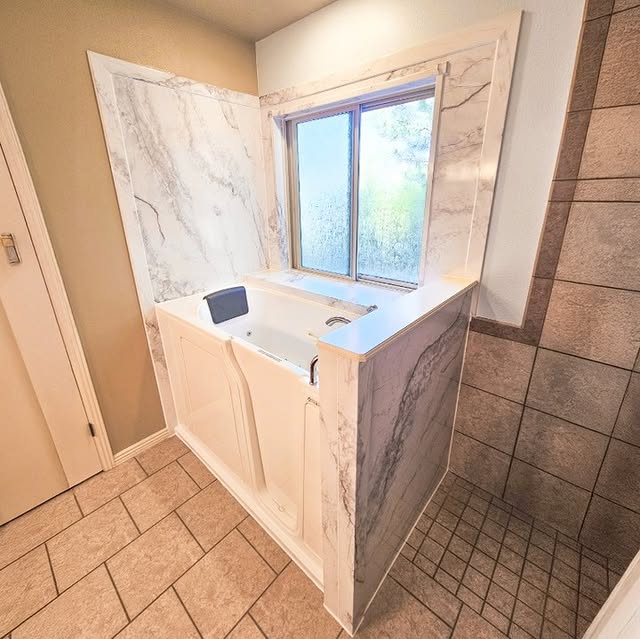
[245,269,406,314]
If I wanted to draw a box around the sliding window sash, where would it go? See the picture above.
[286,86,435,287]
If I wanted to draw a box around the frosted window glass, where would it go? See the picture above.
[297,112,352,275]
[357,97,434,284]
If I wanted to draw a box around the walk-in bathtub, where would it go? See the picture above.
[156,284,361,582]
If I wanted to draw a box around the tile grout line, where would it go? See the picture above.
[440,485,475,593]
[433,480,477,592]
[108,523,247,633]
[554,198,640,204]
[247,611,269,638]
[575,549,584,639]
[389,574,459,632]
[554,174,640,181]
[43,542,60,596]
[497,513,532,636]
[448,599,464,639]
[176,450,215,489]
[0,449,174,575]
[5,563,116,637]
[456,484,497,617]
[171,585,205,639]
[400,478,470,630]
[174,508,208,555]
[235,517,293,575]
[552,275,640,296]
[0,490,137,575]
[118,494,142,536]
[483,499,516,627]
[412,477,448,572]
[541,529,560,638]
[132,455,149,477]
[70,491,84,518]
[458,392,640,456]
[104,561,131,624]
[501,345,540,502]
[116,457,211,536]
[577,369,636,540]
[514,515,551,637]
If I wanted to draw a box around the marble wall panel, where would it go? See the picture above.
[90,53,268,428]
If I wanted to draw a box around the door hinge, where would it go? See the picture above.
[88,423,96,437]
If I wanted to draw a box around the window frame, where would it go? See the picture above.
[286,85,437,289]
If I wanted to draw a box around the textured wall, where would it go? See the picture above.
[451,0,640,572]
[0,0,257,453]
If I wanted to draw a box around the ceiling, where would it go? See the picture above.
[158,0,336,41]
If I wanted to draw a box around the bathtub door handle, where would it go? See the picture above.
[309,355,319,385]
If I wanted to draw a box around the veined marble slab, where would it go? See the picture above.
[423,44,495,281]
[319,286,474,634]
[89,52,268,428]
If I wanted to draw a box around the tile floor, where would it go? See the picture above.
[0,437,621,638]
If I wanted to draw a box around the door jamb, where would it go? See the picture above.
[0,81,114,471]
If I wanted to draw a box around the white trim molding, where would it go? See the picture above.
[0,81,115,470]
[113,428,170,465]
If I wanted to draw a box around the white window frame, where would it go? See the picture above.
[286,86,437,289]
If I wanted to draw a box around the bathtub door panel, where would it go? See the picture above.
[178,336,245,479]
[303,401,323,560]
[232,343,304,530]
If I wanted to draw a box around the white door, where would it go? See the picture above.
[0,141,101,524]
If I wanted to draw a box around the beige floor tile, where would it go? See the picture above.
[12,565,127,639]
[175,530,275,638]
[238,517,290,573]
[0,546,56,636]
[47,498,138,591]
[0,492,81,569]
[177,452,215,488]
[251,563,339,638]
[107,513,203,618]
[114,589,199,639]
[136,437,189,475]
[356,578,449,638]
[74,459,147,515]
[227,616,265,638]
[177,481,247,551]
[121,462,199,532]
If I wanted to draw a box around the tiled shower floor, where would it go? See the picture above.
[0,437,621,638]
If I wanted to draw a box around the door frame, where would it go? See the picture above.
[0,81,114,471]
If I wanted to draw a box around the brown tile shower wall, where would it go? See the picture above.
[451,0,640,571]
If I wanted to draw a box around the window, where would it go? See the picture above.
[288,89,435,287]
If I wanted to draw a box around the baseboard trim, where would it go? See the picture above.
[113,429,170,465]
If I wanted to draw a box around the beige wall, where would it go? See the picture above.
[0,0,258,453]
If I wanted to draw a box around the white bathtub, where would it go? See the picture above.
[156,284,360,583]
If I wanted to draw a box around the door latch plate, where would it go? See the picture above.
[1,233,20,265]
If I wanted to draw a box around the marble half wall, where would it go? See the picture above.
[319,286,473,633]
[89,52,268,428]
